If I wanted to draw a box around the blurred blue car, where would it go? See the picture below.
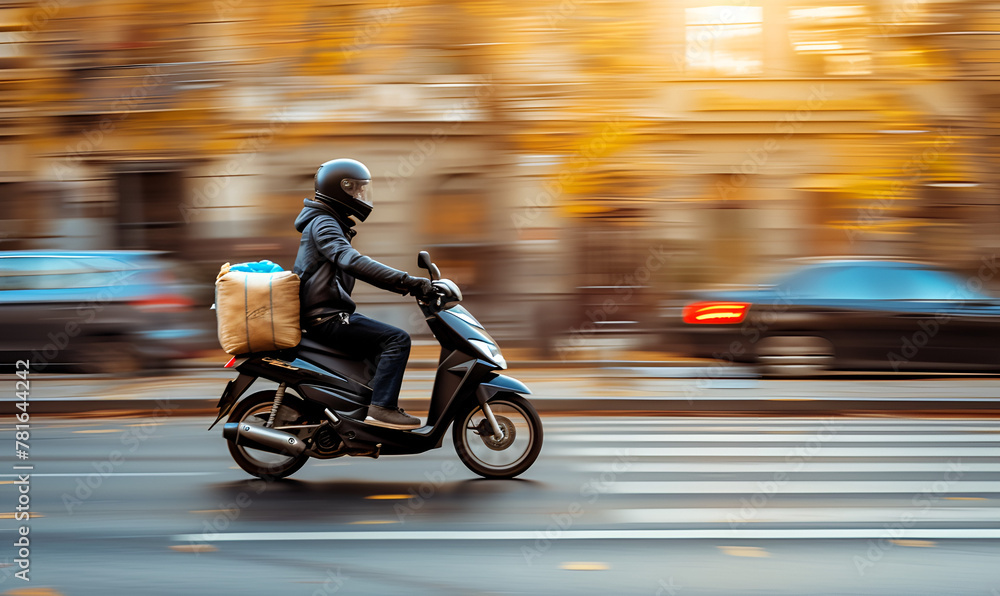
[0,250,205,373]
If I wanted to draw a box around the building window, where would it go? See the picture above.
[421,189,490,292]
[115,170,186,252]
[789,5,871,75]
[684,5,763,76]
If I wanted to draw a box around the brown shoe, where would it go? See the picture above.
[365,405,421,429]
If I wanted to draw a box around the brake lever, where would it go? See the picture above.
[416,291,443,309]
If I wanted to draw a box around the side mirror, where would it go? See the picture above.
[417,251,441,280]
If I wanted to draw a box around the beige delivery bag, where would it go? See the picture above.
[215,263,301,354]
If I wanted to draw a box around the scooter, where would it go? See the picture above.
[210,251,543,479]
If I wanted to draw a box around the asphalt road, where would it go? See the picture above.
[2,415,999,595]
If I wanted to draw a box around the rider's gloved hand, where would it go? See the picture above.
[406,276,436,301]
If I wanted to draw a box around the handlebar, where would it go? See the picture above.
[415,252,461,310]
[417,278,462,310]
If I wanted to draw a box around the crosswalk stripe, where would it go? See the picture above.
[542,419,1000,427]
[549,433,1000,443]
[545,422,996,529]
[548,427,1000,435]
[546,446,998,457]
[570,462,1000,473]
[545,416,1000,428]
[610,508,1000,524]
[605,481,999,495]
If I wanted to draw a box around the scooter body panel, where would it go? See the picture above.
[296,384,368,420]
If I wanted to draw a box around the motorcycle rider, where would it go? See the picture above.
[293,158,434,429]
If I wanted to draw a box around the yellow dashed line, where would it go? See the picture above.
[348,520,398,525]
[0,513,42,519]
[364,494,411,500]
[718,545,770,558]
[889,540,936,548]
[4,588,66,596]
[560,562,609,571]
[169,544,217,553]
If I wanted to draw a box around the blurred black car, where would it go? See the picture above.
[671,259,1000,375]
[0,250,205,373]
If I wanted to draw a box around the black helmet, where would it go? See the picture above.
[314,158,373,222]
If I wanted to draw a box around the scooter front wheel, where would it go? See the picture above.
[453,393,543,479]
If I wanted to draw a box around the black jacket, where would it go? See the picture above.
[293,199,418,321]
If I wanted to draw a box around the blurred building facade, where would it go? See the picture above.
[1,0,999,347]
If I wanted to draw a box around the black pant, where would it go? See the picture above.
[307,313,410,409]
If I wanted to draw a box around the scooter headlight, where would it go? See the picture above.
[468,339,507,370]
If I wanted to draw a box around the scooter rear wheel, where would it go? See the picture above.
[227,390,310,480]
[453,393,543,479]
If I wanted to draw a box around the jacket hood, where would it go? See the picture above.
[294,198,356,234]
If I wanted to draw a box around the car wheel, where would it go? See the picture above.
[756,336,834,377]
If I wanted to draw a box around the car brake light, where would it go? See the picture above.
[224,356,237,368]
[683,302,751,324]
[131,295,194,313]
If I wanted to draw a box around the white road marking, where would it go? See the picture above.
[605,481,1000,495]
[610,508,1000,524]
[547,426,1000,434]
[550,433,1000,443]
[546,447,999,457]
[0,472,217,478]
[570,461,1000,473]
[542,419,1000,426]
[172,528,1000,542]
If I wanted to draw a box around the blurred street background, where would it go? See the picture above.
[3,0,1000,358]
[3,1,1000,594]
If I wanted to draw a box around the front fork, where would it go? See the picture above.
[476,386,504,441]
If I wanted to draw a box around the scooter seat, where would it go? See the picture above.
[297,334,364,361]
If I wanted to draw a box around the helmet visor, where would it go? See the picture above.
[341,178,372,208]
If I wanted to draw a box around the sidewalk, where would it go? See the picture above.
[179,344,718,371]
[18,364,1000,417]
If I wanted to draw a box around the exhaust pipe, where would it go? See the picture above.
[223,422,306,457]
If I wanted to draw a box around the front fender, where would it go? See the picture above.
[479,373,531,398]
